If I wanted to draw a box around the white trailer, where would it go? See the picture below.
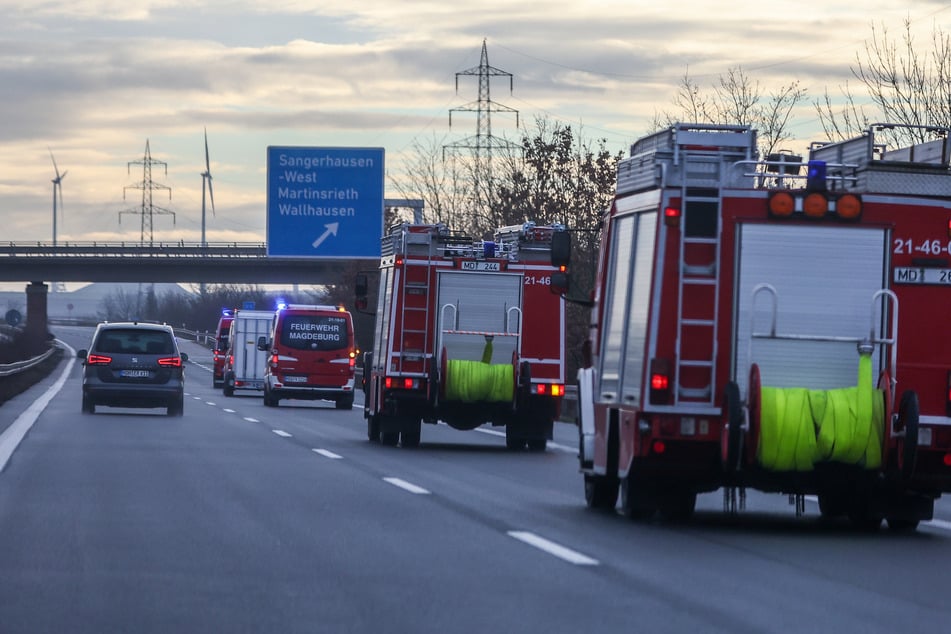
[223,309,275,396]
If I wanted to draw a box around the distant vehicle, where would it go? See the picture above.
[222,309,274,397]
[257,304,356,409]
[212,309,234,389]
[78,321,188,416]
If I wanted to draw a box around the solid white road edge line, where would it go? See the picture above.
[0,340,75,474]
[383,477,431,495]
[472,426,575,453]
[312,448,343,459]
[507,531,599,566]
[272,429,292,438]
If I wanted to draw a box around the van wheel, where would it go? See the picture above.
[335,395,354,410]
[263,389,279,407]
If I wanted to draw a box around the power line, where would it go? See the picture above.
[119,139,174,246]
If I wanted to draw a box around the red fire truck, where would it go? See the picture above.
[357,221,568,450]
[575,122,951,530]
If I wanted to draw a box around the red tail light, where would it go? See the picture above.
[270,354,279,369]
[157,357,182,367]
[385,377,393,389]
[649,358,671,405]
[349,351,356,369]
[87,354,112,365]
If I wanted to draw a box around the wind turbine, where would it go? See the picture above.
[200,128,215,247]
[49,148,66,246]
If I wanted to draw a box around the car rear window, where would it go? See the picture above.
[279,314,348,351]
[95,329,174,355]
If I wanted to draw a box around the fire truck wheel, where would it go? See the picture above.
[896,391,919,481]
[885,517,920,532]
[847,504,882,532]
[722,381,743,472]
[380,428,400,446]
[400,422,421,449]
[367,415,380,442]
[657,491,697,523]
[817,492,848,518]
[526,437,547,452]
[620,478,654,520]
[584,474,618,511]
[505,426,526,451]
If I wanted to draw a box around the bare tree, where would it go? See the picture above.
[656,66,806,156]
[816,18,951,146]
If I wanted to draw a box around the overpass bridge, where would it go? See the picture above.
[1,241,372,338]
[0,241,358,284]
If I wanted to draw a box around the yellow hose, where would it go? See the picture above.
[757,354,883,472]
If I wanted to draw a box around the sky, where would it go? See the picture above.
[1,0,949,252]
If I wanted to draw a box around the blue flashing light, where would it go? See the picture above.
[483,241,496,258]
[806,160,827,191]
[275,299,288,310]
[221,308,234,317]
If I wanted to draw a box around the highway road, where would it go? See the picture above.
[2,325,951,633]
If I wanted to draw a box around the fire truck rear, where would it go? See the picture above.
[358,221,567,450]
[576,122,951,529]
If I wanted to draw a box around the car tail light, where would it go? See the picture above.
[86,354,112,365]
[157,357,182,367]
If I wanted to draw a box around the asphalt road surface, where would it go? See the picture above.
[2,326,951,633]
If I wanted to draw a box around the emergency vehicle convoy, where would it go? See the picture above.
[257,303,357,410]
[575,122,951,530]
[357,221,568,450]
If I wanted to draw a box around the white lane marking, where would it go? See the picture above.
[0,341,75,473]
[383,477,431,495]
[272,429,292,438]
[312,448,343,459]
[192,396,202,400]
[223,409,236,413]
[205,401,216,406]
[473,426,575,453]
[244,417,259,423]
[507,531,599,566]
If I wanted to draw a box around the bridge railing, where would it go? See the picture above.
[0,241,267,257]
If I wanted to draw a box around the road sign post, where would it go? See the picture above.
[266,147,384,258]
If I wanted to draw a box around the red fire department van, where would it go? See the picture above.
[212,309,233,389]
[574,122,951,530]
[357,221,567,450]
[257,304,356,409]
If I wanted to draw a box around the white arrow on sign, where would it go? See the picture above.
[311,222,340,249]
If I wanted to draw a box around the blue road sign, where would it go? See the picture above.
[266,146,384,258]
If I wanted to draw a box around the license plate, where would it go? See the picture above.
[120,369,151,378]
[284,376,308,383]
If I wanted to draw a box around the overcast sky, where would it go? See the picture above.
[1,0,948,248]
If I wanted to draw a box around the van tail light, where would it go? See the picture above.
[86,354,112,365]
[157,357,182,368]
[349,351,356,369]
[270,354,279,369]
[649,358,671,405]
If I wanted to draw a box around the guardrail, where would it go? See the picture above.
[0,345,58,377]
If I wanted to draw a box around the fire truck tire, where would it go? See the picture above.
[847,503,882,532]
[657,491,697,522]
[400,423,421,448]
[897,391,919,481]
[505,426,526,451]
[817,493,848,518]
[723,381,743,472]
[584,474,618,511]
[885,517,920,532]
[620,477,654,520]
[367,415,380,442]
[526,437,547,452]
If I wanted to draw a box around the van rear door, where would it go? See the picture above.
[278,312,352,386]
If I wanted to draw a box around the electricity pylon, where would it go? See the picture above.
[120,139,174,246]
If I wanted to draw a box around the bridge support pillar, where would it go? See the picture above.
[25,281,49,342]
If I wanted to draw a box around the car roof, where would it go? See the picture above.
[95,322,175,333]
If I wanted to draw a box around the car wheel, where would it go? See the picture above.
[82,394,95,415]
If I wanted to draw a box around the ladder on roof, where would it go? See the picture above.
[396,228,435,375]
[673,154,725,407]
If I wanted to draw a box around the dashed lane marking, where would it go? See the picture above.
[507,531,599,565]
[272,429,292,438]
[383,477,431,495]
[312,448,343,460]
